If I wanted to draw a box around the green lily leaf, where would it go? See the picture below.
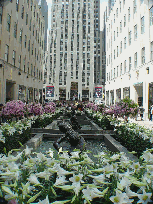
[71,194,76,203]
[54,185,75,191]
[51,186,57,196]
[84,196,92,204]
[50,200,71,204]
[1,186,14,195]
[27,191,42,203]
[90,168,104,172]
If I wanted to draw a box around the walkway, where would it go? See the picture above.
[134,120,153,130]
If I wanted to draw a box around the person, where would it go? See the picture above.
[150,105,153,121]
[53,122,86,156]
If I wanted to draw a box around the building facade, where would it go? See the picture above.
[0,0,45,104]
[105,0,153,120]
[46,0,101,102]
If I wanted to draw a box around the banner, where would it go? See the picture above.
[46,86,54,97]
[95,87,102,98]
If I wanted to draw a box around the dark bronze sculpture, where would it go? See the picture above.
[53,122,86,156]
[70,109,81,130]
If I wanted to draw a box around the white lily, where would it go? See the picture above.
[54,175,69,186]
[27,174,40,184]
[36,170,52,180]
[37,195,49,204]
[137,190,152,204]
[24,145,33,156]
[69,173,84,195]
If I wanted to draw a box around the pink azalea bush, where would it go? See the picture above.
[1,100,25,119]
[30,102,44,116]
[43,102,56,114]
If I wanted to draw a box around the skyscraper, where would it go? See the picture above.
[47,0,100,101]
[36,0,48,52]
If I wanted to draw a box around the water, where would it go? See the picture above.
[35,138,108,163]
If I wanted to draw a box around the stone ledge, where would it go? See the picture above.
[103,134,138,161]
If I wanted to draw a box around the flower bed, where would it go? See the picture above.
[0,106,62,154]
[0,146,153,203]
[85,108,153,158]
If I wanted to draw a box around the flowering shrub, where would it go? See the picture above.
[0,118,33,154]
[86,103,98,112]
[0,146,153,203]
[111,119,153,157]
[30,102,44,116]
[43,102,56,114]
[114,97,139,118]
[1,100,25,119]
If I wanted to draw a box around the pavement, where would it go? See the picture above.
[134,120,153,130]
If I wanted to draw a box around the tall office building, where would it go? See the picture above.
[0,0,45,104]
[105,0,153,120]
[46,0,101,101]
[36,0,48,52]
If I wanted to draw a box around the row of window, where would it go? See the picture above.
[106,44,153,81]
[0,3,44,36]
[108,3,153,34]
[5,44,42,79]
[108,40,153,66]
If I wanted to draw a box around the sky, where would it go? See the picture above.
[46,0,108,31]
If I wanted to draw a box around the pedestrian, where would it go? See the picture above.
[150,105,153,121]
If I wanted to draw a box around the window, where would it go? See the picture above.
[120,21,122,33]
[128,31,131,45]
[29,18,31,31]
[16,0,19,12]
[117,27,118,37]
[23,57,26,72]
[128,7,130,21]
[5,45,9,62]
[27,62,29,74]
[117,46,119,57]
[26,13,28,25]
[124,15,126,27]
[19,55,21,69]
[117,66,119,77]
[150,7,153,26]
[141,0,144,4]
[31,43,33,55]
[141,16,145,34]
[124,37,126,49]
[134,52,137,68]
[107,73,108,81]
[116,8,118,18]
[134,24,137,40]
[7,14,11,32]
[114,31,115,41]
[114,14,115,23]
[21,6,24,19]
[133,0,137,14]
[19,29,22,43]
[120,41,122,53]
[114,68,116,78]
[0,5,3,24]
[151,41,153,60]
[14,22,17,38]
[124,60,126,73]
[141,47,145,64]
[12,50,16,66]
[129,57,132,71]
[120,63,122,75]
[120,1,121,12]
[28,40,30,51]
[24,35,27,48]
[114,49,115,59]
[31,64,33,76]
[33,25,34,36]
